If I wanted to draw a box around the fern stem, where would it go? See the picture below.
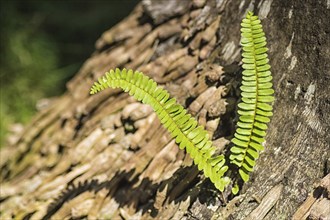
[240,11,260,175]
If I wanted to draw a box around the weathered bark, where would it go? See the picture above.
[1,0,329,219]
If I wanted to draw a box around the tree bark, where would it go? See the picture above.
[1,0,329,219]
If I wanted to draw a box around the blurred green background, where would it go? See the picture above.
[0,0,139,146]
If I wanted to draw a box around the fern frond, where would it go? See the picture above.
[91,68,230,191]
[230,11,274,182]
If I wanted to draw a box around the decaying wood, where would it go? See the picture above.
[246,184,283,220]
[1,0,329,219]
[292,174,330,220]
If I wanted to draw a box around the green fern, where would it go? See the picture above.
[229,11,274,182]
[90,11,273,192]
[90,68,230,191]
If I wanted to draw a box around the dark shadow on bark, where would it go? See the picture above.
[42,165,227,219]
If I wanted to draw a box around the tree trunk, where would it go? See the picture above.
[1,0,329,219]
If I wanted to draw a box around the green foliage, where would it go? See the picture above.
[90,68,230,191]
[0,7,67,145]
[229,11,274,182]
[0,0,138,146]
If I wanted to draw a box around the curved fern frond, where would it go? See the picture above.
[230,11,274,182]
[90,68,230,191]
